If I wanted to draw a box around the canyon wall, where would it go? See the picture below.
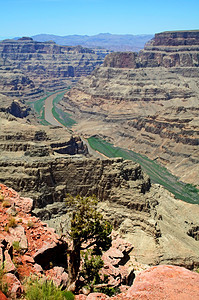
[0,143,199,268]
[0,37,110,97]
[61,30,199,186]
[0,94,199,268]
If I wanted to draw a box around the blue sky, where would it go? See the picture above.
[1,0,199,38]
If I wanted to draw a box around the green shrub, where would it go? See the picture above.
[4,224,9,232]
[27,221,34,228]
[8,217,17,228]
[80,250,104,288]
[0,194,4,202]
[12,241,21,252]
[25,278,74,300]
[2,200,11,208]
[0,267,8,296]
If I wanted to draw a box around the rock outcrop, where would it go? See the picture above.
[76,265,199,299]
[0,105,88,159]
[61,30,199,186]
[0,183,68,298]
[0,183,142,299]
[1,184,199,300]
[0,37,110,98]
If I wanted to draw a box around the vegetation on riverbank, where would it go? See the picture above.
[88,136,199,204]
[28,89,76,128]
[27,92,55,124]
[52,92,76,128]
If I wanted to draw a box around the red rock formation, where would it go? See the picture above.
[76,265,199,299]
[0,183,137,298]
[1,183,199,299]
[120,265,199,300]
[0,183,67,298]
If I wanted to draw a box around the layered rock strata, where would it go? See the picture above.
[0,37,110,97]
[0,96,199,267]
[0,111,87,158]
[60,30,199,185]
[0,144,199,268]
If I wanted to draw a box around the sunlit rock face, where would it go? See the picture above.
[61,30,199,186]
[0,37,110,97]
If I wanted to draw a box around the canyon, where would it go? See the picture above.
[0,37,110,98]
[60,30,199,186]
[0,98,199,269]
[0,30,199,298]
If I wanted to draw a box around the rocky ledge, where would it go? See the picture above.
[76,265,199,299]
[1,184,199,300]
[0,183,146,299]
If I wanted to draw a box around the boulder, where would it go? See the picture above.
[4,250,16,273]
[2,273,23,299]
[33,263,43,274]
[101,237,134,287]
[9,225,28,251]
[46,266,68,288]
[124,265,199,300]
[22,255,35,264]
[15,197,33,213]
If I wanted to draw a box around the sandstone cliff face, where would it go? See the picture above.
[104,30,199,68]
[0,104,199,268]
[61,30,199,186]
[0,109,199,269]
[0,37,110,97]
[1,151,199,268]
[0,111,87,158]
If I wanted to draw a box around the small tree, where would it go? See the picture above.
[65,195,112,292]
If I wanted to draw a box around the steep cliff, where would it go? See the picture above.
[0,99,199,268]
[60,30,199,186]
[1,151,199,268]
[0,37,110,97]
[0,111,87,158]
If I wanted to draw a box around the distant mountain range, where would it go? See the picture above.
[31,33,154,52]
